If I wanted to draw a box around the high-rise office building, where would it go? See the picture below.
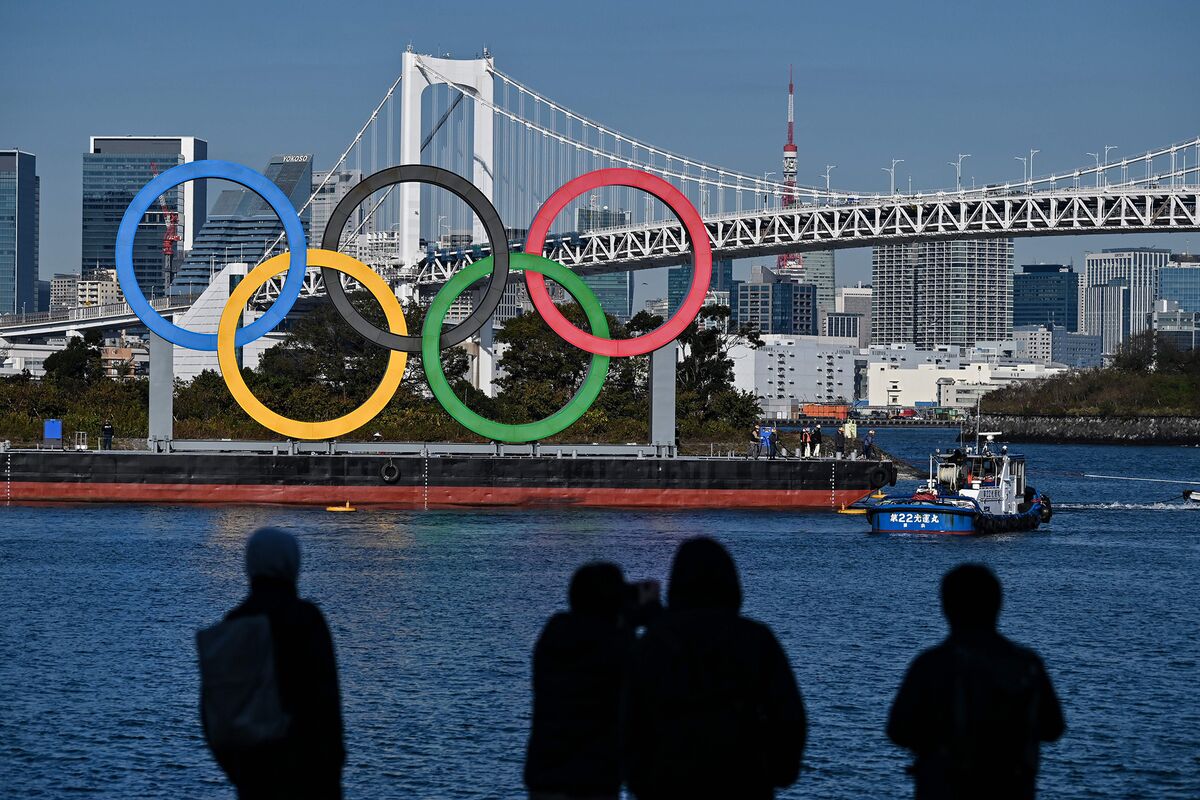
[1082,247,1171,339]
[776,250,836,312]
[83,136,206,298]
[871,239,1013,347]
[835,283,872,347]
[1159,254,1200,313]
[1084,278,1131,356]
[668,258,734,317]
[0,150,39,315]
[1152,300,1200,352]
[730,265,817,335]
[171,154,312,296]
[1014,264,1078,331]
[309,169,367,247]
[575,206,633,321]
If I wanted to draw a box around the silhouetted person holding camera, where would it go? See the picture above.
[623,537,806,799]
[887,563,1064,800]
[197,527,345,799]
[525,562,660,800]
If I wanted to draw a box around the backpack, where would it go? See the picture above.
[197,614,292,750]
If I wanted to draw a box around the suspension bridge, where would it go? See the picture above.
[3,48,1199,331]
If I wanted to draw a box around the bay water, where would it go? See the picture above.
[1,428,1197,798]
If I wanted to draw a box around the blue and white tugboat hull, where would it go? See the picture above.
[867,503,978,535]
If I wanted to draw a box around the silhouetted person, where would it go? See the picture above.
[834,426,846,458]
[749,424,761,459]
[811,424,822,456]
[887,564,1065,800]
[623,537,806,799]
[198,527,345,799]
[768,426,780,459]
[525,562,660,800]
[100,419,114,450]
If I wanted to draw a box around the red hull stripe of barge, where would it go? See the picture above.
[9,481,874,509]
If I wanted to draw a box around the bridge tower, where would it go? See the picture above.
[398,49,497,393]
[398,49,496,268]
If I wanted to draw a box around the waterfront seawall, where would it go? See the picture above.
[976,415,1200,445]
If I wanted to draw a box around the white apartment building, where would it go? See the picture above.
[866,348,1065,409]
[76,269,123,307]
[729,334,861,419]
[872,240,1012,347]
[50,273,79,312]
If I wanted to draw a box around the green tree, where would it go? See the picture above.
[43,329,105,384]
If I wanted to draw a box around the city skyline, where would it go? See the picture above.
[3,0,1198,295]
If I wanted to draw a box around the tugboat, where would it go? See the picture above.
[865,433,1052,535]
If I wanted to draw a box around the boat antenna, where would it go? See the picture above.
[975,395,982,453]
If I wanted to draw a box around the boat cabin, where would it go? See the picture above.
[929,434,1026,515]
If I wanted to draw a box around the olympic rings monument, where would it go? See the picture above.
[2,52,898,508]
[122,158,705,450]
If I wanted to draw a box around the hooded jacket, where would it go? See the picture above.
[209,529,345,799]
[623,538,806,800]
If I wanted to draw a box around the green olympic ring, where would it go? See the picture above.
[422,253,610,443]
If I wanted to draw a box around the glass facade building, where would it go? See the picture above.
[82,137,206,298]
[171,154,312,296]
[0,150,39,315]
[576,206,633,321]
[730,265,817,335]
[1159,255,1200,313]
[668,258,734,317]
[1013,264,1078,331]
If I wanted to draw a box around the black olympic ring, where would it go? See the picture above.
[321,165,510,352]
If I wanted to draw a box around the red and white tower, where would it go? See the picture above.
[777,66,804,277]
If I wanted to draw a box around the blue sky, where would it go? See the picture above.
[3,0,1198,291]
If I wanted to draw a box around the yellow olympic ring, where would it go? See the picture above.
[217,249,408,440]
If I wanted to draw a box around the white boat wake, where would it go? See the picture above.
[1056,501,1200,511]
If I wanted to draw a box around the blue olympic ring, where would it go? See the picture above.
[115,160,308,351]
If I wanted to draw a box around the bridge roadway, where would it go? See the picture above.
[4,184,1196,340]
[0,295,198,340]
[419,184,1200,281]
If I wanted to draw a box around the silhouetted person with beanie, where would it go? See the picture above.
[887,563,1065,800]
[623,537,806,799]
[525,562,660,800]
[199,527,345,799]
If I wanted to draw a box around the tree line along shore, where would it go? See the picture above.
[976,331,1200,443]
[0,297,762,448]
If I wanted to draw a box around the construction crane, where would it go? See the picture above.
[150,162,181,294]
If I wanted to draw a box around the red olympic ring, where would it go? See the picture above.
[524,168,712,357]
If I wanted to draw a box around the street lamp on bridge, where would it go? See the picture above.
[1028,149,1040,186]
[882,159,903,195]
[822,164,836,196]
[761,171,776,210]
[948,154,971,192]
[1104,145,1119,186]
[1087,152,1101,187]
[1015,155,1027,184]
